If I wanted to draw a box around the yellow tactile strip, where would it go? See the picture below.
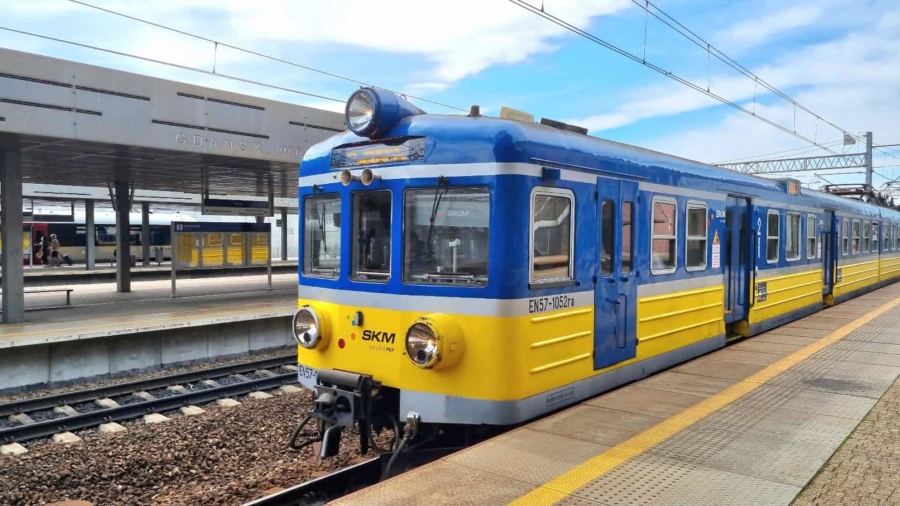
[508,294,900,506]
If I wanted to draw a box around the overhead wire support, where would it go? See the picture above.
[68,0,467,113]
[717,153,867,174]
[508,0,840,154]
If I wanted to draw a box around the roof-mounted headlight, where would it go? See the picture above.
[344,87,426,139]
[346,89,377,137]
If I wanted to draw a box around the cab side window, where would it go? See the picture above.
[531,188,574,284]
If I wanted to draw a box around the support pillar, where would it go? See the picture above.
[115,180,131,293]
[865,131,873,188]
[1,150,25,323]
[280,207,288,261]
[141,202,150,266]
[85,200,95,270]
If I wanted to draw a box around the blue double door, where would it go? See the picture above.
[594,177,638,369]
[724,196,751,323]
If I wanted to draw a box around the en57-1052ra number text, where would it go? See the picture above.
[528,295,576,314]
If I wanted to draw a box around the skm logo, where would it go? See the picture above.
[447,210,469,217]
[362,330,396,344]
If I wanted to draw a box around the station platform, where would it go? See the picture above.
[5,260,297,288]
[333,284,900,506]
[0,274,298,392]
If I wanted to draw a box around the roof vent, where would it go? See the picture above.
[540,118,588,135]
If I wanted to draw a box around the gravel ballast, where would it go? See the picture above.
[0,391,385,506]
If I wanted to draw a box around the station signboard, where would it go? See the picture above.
[201,198,272,217]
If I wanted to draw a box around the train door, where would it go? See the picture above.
[724,196,751,323]
[822,210,836,298]
[594,177,639,370]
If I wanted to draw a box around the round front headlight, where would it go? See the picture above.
[406,322,439,368]
[293,307,321,349]
[346,90,377,136]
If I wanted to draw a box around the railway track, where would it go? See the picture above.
[0,354,299,445]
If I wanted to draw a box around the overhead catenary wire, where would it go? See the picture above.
[628,0,863,145]
[508,0,841,155]
[0,25,346,104]
[68,0,468,113]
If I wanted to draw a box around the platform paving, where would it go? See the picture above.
[0,274,295,347]
[0,274,298,392]
[332,284,900,506]
[794,374,900,506]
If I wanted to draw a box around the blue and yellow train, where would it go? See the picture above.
[289,88,900,457]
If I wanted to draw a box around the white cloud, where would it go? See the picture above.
[21,0,631,88]
[569,4,900,147]
[714,5,824,50]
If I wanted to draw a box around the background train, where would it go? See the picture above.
[4,210,299,266]
[17,212,195,264]
[289,88,900,458]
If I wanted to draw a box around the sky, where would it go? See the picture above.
[2,0,900,189]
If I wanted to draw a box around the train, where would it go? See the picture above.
[13,212,195,264]
[289,87,900,458]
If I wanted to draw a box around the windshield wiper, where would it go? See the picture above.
[426,176,448,258]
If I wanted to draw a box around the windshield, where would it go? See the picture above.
[303,194,341,278]
[352,191,392,282]
[403,187,489,286]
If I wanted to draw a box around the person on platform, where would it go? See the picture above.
[50,234,61,267]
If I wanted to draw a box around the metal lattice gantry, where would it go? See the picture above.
[716,152,867,174]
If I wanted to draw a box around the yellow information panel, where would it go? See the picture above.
[202,232,225,267]
[176,233,199,268]
[226,233,245,266]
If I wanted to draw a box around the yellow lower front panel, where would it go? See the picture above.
[298,284,726,404]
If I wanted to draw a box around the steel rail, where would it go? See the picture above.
[0,371,297,444]
[241,458,382,506]
[0,354,296,418]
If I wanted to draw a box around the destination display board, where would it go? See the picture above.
[331,137,426,168]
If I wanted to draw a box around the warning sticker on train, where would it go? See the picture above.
[712,230,721,269]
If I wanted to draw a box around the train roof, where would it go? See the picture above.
[302,113,900,220]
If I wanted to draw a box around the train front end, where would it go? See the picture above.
[291,89,517,459]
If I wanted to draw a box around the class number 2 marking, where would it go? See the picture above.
[298,365,317,380]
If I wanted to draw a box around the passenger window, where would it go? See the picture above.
[766,211,780,263]
[842,218,849,256]
[872,222,879,253]
[651,198,677,274]
[531,189,574,283]
[894,224,898,251]
[351,191,392,282]
[785,213,801,261]
[403,186,489,286]
[600,200,615,276]
[806,215,817,259]
[686,202,707,270]
[852,220,860,254]
[863,221,870,253]
[883,223,890,252]
[622,201,633,274]
[303,194,341,279]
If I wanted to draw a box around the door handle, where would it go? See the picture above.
[606,278,616,284]
[619,276,629,282]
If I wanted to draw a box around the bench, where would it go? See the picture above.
[0,287,74,306]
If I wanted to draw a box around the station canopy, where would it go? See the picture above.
[0,48,345,200]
